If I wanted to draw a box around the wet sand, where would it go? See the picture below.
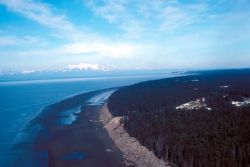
[8,89,128,167]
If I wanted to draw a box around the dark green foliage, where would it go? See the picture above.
[108,69,250,167]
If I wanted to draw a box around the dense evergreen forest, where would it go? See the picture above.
[108,69,250,167]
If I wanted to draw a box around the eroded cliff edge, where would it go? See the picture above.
[100,103,171,167]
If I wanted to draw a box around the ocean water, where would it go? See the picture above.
[0,73,176,165]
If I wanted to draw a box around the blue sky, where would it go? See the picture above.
[0,0,249,73]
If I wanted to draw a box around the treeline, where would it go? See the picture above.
[108,69,250,167]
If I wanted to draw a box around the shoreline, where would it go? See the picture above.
[100,103,172,167]
[1,74,185,167]
[6,89,126,167]
[6,87,174,166]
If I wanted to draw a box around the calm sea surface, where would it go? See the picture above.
[0,74,176,165]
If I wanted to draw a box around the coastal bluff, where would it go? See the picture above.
[106,70,250,167]
[100,104,171,167]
